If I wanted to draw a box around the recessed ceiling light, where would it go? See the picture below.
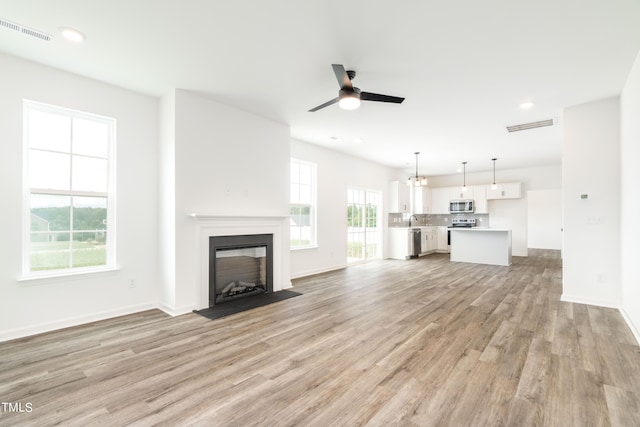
[353,138,363,143]
[60,27,85,42]
[519,101,535,109]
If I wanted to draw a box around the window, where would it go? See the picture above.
[290,158,316,249]
[347,188,381,263]
[23,101,116,276]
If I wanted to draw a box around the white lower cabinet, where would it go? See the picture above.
[436,226,449,253]
[388,228,411,260]
[388,227,438,260]
[420,227,437,254]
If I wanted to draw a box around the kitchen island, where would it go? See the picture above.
[449,228,512,266]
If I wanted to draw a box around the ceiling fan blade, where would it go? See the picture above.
[308,97,339,112]
[361,92,405,104]
[332,64,352,89]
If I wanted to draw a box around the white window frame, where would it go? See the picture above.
[347,187,382,264]
[22,100,117,279]
[290,158,317,250]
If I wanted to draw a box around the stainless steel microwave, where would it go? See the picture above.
[449,199,474,213]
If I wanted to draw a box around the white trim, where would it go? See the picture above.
[560,293,620,309]
[157,303,197,317]
[290,263,347,280]
[17,266,120,285]
[190,214,292,310]
[290,244,319,251]
[22,100,117,277]
[0,302,157,343]
[619,307,640,346]
[290,158,317,248]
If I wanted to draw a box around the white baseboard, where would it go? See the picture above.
[561,294,640,346]
[560,293,620,309]
[157,303,197,317]
[619,307,640,346]
[0,302,158,343]
[290,264,346,280]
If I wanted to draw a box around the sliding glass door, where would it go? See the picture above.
[347,188,381,264]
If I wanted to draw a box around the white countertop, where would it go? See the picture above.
[449,227,511,232]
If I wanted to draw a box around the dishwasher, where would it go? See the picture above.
[409,228,421,258]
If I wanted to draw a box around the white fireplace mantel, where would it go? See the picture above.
[190,214,292,309]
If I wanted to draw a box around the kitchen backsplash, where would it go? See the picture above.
[388,213,490,228]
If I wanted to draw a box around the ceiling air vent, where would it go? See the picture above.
[506,118,554,133]
[0,17,52,42]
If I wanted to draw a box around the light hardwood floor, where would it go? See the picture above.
[1,250,639,426]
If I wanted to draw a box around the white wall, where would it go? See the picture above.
[527,189,562,250]
[620,50,640,342]
[158,91,176,310]
[426,164,562,191]
[158,90,290,313]
[487,198,528,256]
[0,53,159,341]
[427,164,562,255]
[290,139,405,278]
[562,97,621,308]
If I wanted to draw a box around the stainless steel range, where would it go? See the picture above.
[447,218,476,251]
[450,218,477,228]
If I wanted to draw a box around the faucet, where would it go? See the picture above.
[409,214,418,227]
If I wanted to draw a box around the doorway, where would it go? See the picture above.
[347,188,382,264]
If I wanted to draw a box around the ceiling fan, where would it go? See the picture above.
[308,64,405,112]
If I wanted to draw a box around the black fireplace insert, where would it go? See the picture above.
[209,234,273,306]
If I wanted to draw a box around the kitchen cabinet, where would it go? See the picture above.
[473,185,488,213]
[436,226,449,253]
[388,227,437,260]
[389,181,411,213]
[388,228,410,259]
[449,228,512,266]
[413,187,432,214]
[420,226,437,254]
[450,186,474,201]
[486,182,522,200]
[431,187,450,214]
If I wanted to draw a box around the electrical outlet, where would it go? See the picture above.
[128,278,136,288]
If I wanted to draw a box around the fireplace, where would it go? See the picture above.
[209,234,273,306]
[191,214,290,311]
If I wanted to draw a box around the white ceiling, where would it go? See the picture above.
[1,1,639,176]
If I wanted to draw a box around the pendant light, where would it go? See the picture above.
[407,152,428,187]
[491,158,498,190]
[461,161,468,192]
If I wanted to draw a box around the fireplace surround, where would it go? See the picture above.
[191,214,291,310]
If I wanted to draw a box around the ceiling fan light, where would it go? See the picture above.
[338,96,361,110]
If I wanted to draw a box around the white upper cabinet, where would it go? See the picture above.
[431,187,450,214]
[486,182,522,200]
[473,185,488,213]
[413,187,432,214]
[449,186,474,201]
[389,181,411,213]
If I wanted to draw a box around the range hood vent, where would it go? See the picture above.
[506,118,554,133]
[0,18,52,42]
